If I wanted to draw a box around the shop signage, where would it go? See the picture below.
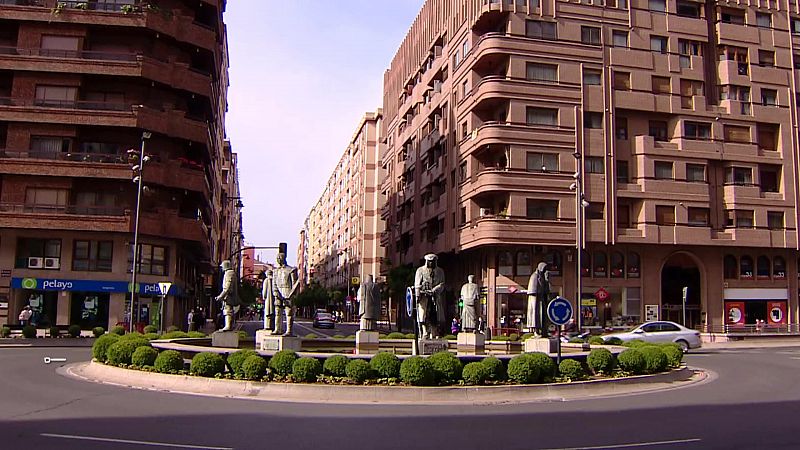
[725,301,745,325]
[768,301,787,324]
[11,278,179,295]
[581,298,597,306]
[594,288,609,301]
[645,305,659,322]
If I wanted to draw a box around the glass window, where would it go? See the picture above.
[617,160,629,183]
[526,20,557,40]
[756,12,771,28]
[583,69,602,85]
[526,152,559,172]
[676,1,700,18]
[757,123,778,151]
[625,252,640,278]
[759,165,780,193]
[649,0,666,12]
[724,255,738,279]
[724,125,750,143]
[593,251,607,277]
[526,107,558,126]
[654,161,673,180]
[656,205,675,225]
[736,210,754,228]
[759,50,775,67]
[684,121,711,140]
[611,252,625,278]
[721,8,745,25]
[650,36,668,54]
[768,211,784,230]
[652,76,670,94]
[616,117,628,140]
[73,240,113,272]
[25,188,68,207]
[586,203,604,220]
[687,164,706,182]
[584,112,603,129]
[581,26,601,45]
[613,71,631,90]
[526,63,558,83]
[687,207,709,227]
[498,251,513,276]
[774,256,786,279]
[545,250,562,277]
[612,30,628,48]
[526,199,558,219]
[761,89,777,106]
[740,255,754,279]
[649,121,668,141]
[757,255,771,279]
[584,157,604,174]
[34,85,77,107]
[516,251,532,277]
[725,167,752,185]
[129,243,168,276]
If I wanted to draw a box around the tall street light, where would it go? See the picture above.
[570,150,588,334]
[128,131,152,333]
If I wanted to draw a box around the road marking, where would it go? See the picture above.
[40,433,233,449]
[540,437,701,450]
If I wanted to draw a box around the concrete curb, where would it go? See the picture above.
[61,361,702,405]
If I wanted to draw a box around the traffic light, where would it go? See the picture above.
[278,242,288,255]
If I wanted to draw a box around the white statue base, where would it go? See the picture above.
[355,330,380,355]
[419,338,449,355]
[211,330,239,348]
[524,337,558,354]
[256,329,301,352]
[457,332,486,355]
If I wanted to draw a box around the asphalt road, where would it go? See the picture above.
[238,319,362,338]
[1,346,799,449]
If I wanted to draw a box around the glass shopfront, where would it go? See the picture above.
[23,291,58,327]
[70,292,110,330]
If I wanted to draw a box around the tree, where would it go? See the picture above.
[386,264,415,331]
[295,282,330,309]
[238,278,259,307]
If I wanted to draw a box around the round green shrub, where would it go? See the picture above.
[509,333,520,341]
[154,350,184,373]
[227,349,258,376]
[524,352,556,381]
[110,325,125,335]
[399,356,434,386]
[508,354,540,384]
[462,361,491,385]
[521,333,535,341]
[237,330,248,340]
[661,343,684,368]
[118,331,143,341]
[241,355,268,380]
[92,334,119,362]
[0,326,10,338]
[640,346,669,373]
[345,359,372,383]
[559,359,586,381]
[143,333,161,340]
[190,352,226,377]
[166,325,180,332]
[588,336,605,345]
[323,355,349,377]
[568,337,585,343]
[293,357,323,383]
[617,348,646,374]
[187,331,206,338]
[269,350,298,377]
[131,346,158,367]
[68,324,81,338]
[49,326,60,338]
[404,333,416,339]
[428,351,463,384]
[22,325,36,339]
[605,336,624,345]
[587,348,616,375]
[370,352,401,379]
[106,339,150,366]
[161,331,190,340]
[385,332,406,339]
[92,327,105,337]
[443,334,457,340]
[481,356,506,381]
[623,339,647,348]
[143,325,158,334]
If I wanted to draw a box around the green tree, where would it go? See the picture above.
[295,282,330,309]
[386,264,414,331]
[238,278,259,306]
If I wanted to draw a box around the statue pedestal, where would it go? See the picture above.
[211,330,239,349]
[457,332,486,355]
[419,338,450,355]
[355,330,380,355]
[256,330,301,352]
[524,337,558,354]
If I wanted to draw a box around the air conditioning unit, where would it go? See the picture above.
[479,208,493,217]
[44,258,60,269]
[27,257,44,269]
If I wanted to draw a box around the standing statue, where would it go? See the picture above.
[272,252,299,336]
[261,269,276,333]
[414,253,445,339]
[215,260,239,331]
[459,275,480,332]
[357,274,381,331]
[526,262,551,337]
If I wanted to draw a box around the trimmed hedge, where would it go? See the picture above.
[323,355,349,377]
[661,343,684,368]
[605,336,623,346]
[481,356,506,381]
[227,350,259,376]
[558,359,586,381]
[385,332,406,339]
[640,346,669,374]
[462,362,491,385]
[443,334,457,340]
[68,324,82,338]
[428,351,463,383]
[521,333,535,341]
[568,337,585,343]
[190,352,226,377]
[524,352,556,382]
[622,339,647,348]
[131,346,158,367]
[241,355,268,381]
[587,348,616,375]
[269,350,298,377]
[110,325,125,335]
[370,352,401,379]
[92,334,120,362]
[143,333,161,340]
[588,336,605,346]
[292,357,323,383]
[143,325,158,334]
[22,325,36,338]
[508,354,540,384]
[167,325,180,332]
[404,333,416,339]
[399,356,434,386]
[161,331,190,340]
[92,327,105,337]
[508,333,520,341]
[106,339,150,366]
[0,326,10,338]
[345,359,372,383]
[617,348,646,375]
[187,331,206,338]
[154,350,184,373]
[49,326,60,338]
[118,332,144,341]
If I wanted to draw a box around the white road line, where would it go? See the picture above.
[540,437,701,450]
[40,433,233,450]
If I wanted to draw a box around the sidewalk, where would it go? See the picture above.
[700,337,800,350]
[0,338,95,348]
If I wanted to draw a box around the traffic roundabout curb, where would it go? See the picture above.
[60,361,705,405]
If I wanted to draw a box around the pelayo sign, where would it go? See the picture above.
[12,278,179,295]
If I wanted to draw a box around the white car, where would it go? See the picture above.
[603,321,702,352]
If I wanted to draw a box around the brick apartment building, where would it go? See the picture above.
[380,0,800,334]
[0,0,237,331]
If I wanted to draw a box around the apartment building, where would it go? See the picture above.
[0,0,235,331]
[380,0,800,334]
[305,111,385,299]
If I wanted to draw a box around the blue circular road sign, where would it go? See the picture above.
[547,297,573,326]
[406,287,414,318]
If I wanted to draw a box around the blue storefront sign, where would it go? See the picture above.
[11,278,180,296]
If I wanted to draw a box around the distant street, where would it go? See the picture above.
[237,319,360,338]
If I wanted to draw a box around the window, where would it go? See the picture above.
[676,1,700,18]
[606,0,628,8]
[34,85,77,107]
[719,85,750,102]
[527,152,559,172]
[724,255,738,279]
[678,39,702,68]
[756,12,772,28]
[757,255,771,279]
[498,251,513,276]
[129,243,168,276]
[584,157,604,174]
[462,40,469,57]
[526,20,557,40]
[793,17,800,34]
[587,203,604,220]
[686,164,706,182]
[516,251,532,277]
[768,211,784,230]
[759,165,780,193]
[687,207,709,227]
[617,160,629,183]
[30,136,70,157]
[759,50,775,67]
[617,204,631,228]
[721,8,745,25]
[740,255,754,279]
[526,63,558,83]
[656,205,675,225]
[725,167,752,185]
[649,121,668,141]
[684,121,711,140]
[545,250,562,277]
[733,210,754,228]
[757,123,778,151]
[593,251,607,277]
[649,0,666,12]
[526,199,558,219]
[654,161,673,180]
[25,188,67,207]
[611,252,625,278]
[652,76,670,94]
[73,240,113,272]
[774,256,786,279]
[15,238,61,269]
[581,26,601,45]
[612,30,628,48]
[613,71,631,90]
[526,107,558,126]
[584,112,603,129]
[583,69,602,85]
[628,252,641,278]
[40,35,80,58]
[616,117,628,140]
[650,36,668,54]
[722,125,751,144]
[680,79,704,108]
[761,89,777,106]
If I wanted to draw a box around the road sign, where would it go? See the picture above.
[351,277,360,286]
[157,281,172,296]
[405,287,414,317]
[594,288,609,302]
[547,297,573,326]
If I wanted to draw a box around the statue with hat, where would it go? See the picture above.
[215,260,240,331]
[272,252,300,336]
[414,253,446,339]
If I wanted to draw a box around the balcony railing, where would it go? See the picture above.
[0,97,134,112]
[0,46,140,61]
[58,1,142,12]
[0,0,45,5]
[0,203,126,216]
[0,149,127,163]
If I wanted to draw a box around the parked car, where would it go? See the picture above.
[602,321,702,352]
[312,312,335,329]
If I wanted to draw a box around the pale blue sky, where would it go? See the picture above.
[225,1,424,264]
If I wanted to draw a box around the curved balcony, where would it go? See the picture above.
[0,202,129,232]
[464,168,572,200]
[470,32,601,71]
[459,215,575,249]
[137,209,210,245]
[459,76,581,117]
[457,121,575,158]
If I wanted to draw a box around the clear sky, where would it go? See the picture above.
[224,1,424,265]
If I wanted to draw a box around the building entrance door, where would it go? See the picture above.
[661,253,702,329]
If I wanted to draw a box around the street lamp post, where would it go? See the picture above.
[128,131,151,333]
[570,150,588,334]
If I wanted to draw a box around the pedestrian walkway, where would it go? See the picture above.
[701,337,800,350]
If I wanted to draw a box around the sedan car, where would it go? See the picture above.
[602,321,702,352]
[312,312,335,329]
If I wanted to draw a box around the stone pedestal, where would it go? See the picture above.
[524,337,558,354]
[457,332,486,355]
[256,329,301,352]
[355,330,380,355]
[419,338,450,355]
[211,330,239,349]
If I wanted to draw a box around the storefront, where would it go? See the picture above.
[723,288,788,329]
